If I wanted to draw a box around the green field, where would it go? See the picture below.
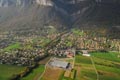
[75,55,97,80]
[91,52,120,80]
[1,51,120,80]
[21,65,45,80]
[75,51,120,80]
[0,64,25,80]
[4,42,21,51]
[75,55,92,64]
[91,52,120,62]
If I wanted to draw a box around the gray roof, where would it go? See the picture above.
[50,60,68,68]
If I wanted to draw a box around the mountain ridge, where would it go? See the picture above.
[0,0,119,38]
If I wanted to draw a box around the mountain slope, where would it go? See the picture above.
[0,5,66,33]
[74,3,120,38]
[0,0,119,38]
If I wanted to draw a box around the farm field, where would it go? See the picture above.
[1,52,120,80]
[21,65,45,80]
[0,64,25,80]
[91,52,120,62]
[40,57,75,80]
[91,52,120,80]
[75,51,120,80]
[59,69,76,80]
[41,67,64,80]
[75,55,97,80]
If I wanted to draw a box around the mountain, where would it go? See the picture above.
[73,0,120,38]
[0,0,119,38]
[0,0,33,7]
[0,0,95,31]
[0,0,62,33]
[53,0,120,38]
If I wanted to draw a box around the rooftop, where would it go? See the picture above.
[49,59,69,69]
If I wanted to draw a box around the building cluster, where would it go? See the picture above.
[0,49,44,66]
[48,48,75,58]
[0,39,14,49]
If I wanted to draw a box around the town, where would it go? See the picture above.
[0,29,120,80]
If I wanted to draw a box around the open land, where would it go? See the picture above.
[0,64,25,80]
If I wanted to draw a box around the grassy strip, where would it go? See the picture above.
[4,42,21,52]
[91,52,120,62]
[59,71,65,80]
[70,69,77,80]
[21,65,45,80]
[75,55,97,80]
[59,69,76,80]
[75,55,92,64]
[0,64,25,80]
[91,52,120,80]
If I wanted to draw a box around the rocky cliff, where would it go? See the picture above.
[96,0,120,4]
[0,0,93,30]
[0,0,119,38]
[0,0,33,7]
[0,0,53,7]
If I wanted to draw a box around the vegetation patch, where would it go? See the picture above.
[75,55,92,64]
[0,64,24,80]
[21,65,45,80]
[61,69,76,80]
[91,52,120,62]
[91,52,120,80]
[41,67,64,80]
[75,55,97,80]
[4,42,21,52]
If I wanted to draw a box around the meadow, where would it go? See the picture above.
[91,52,120,62]
[1,51,120,80]
[75,51,120,80]
[91,52,120,80]
[75,55,97,80]
[4,42,21,52]
[0,64,25,80]
[21,65,45,80]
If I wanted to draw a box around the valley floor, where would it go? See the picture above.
[75,51,120,80]
[0,51,120,80]
[40,51,120,80]
[0,64,25,80]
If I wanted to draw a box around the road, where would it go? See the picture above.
[90,57,99,80]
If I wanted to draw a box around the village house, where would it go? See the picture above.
[65,49,75,58]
